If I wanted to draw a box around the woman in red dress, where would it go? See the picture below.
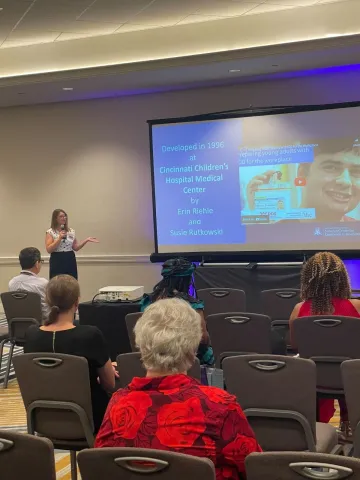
[289,252,360,439]
[95,298,261,480]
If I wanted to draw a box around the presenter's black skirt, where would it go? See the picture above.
[49,251,78,280]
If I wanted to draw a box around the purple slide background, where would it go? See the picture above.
[152,119,245,245]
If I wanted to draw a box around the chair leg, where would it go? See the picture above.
[3,342,14,389]
[70,451,77,480]
[0,338,8,374]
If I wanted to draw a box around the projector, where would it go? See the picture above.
[98,286,144,302]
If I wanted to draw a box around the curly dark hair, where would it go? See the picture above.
[300,252,351,315]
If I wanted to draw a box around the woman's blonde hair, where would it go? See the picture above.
[134,298,202,374]
[50,209,68,232]
[45,275,80,325]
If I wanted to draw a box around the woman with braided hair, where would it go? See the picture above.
[141,258,214,366]
[289,252,360,438]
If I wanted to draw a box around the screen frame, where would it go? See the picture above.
[148,100,360,262]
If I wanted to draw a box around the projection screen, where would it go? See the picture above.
[149,103,360,255]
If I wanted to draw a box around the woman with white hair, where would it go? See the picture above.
[95,298,261,480]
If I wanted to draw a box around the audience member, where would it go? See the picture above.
[24,274,115,431]
[9,247,49,321]
[289,251,360,438]
[141,258,214,365]
[95,298,261,479]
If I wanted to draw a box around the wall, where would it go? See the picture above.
[1,68,360,300]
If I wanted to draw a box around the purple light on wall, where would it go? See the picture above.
[268,63,360,80]
[344,259,360,291]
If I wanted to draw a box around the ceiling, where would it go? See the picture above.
[0,0,359,107]
[0,0,348,49]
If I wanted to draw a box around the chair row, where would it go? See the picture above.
[15,352,360,460]
[126,311,360,368]
[3,429,360,480]
[117,351,360,456]
[116,351,341,454]
[199,287,360,316]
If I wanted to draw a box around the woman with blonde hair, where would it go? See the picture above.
[95,298,261,479]
[24,275,116,431]
[289,252,360,438]
[141,258,214,365]
[45,209,99,279]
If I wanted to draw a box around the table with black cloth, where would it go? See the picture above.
[194,264,302,313]
[79,301,141,361]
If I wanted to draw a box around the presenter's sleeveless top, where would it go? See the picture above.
[298,298,360,317]
[47,228,78,280]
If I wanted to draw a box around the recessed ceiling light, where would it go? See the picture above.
[229,69,241,73]
[62,87,74,91]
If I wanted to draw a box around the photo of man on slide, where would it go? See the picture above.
[245,138,360,223]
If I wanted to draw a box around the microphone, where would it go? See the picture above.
[60,224,67,241]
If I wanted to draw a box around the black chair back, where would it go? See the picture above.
[0,429,56,480]
[198,288,246,317]
[293,315,360,393]
[125,312,142,352]
[78,448,216,480]
[223,354,317,451]
[206,312,272,367]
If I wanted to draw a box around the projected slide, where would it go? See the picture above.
[150,106,360,253]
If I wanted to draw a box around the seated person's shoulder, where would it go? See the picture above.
[199,385,238,407]
[140,294,151,312]
[190,298,204,310]
[75,324,103,338]
[290,302,304,319]
[24,324,41,341]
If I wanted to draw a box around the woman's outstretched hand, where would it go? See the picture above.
[86,237,99,243]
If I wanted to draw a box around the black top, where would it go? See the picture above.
[24,324,110,431]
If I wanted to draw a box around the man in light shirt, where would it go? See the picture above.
[9,247,49,321]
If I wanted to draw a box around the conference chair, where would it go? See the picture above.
[0,429,56,480]
[0,291,42,388]
[261,288,300,348]
[116,352,201,388]
[245,451,360,480]
[341,360,360,457]
[13,353,95,480]
[78,448,216,480]
[292,316,360,403]
[222,354,339,453]
[351,289,360,299]
[206,312,272,367]
[198,288,246,317]
[0,326,10,383]
[125,312,142,352]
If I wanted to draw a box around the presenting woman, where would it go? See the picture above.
[46,209,98,279]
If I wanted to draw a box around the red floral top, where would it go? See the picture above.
[95,374,261,480]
